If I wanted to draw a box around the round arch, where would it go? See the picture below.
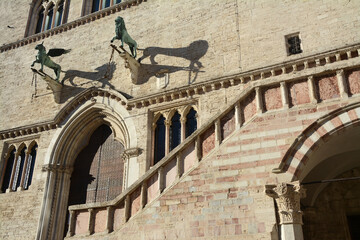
[268,102,360,240]
[273,102,360,181]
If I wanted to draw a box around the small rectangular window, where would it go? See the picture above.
[285,33,302,55]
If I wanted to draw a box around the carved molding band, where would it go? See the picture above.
[266,181,306,225]
[42,163,73,174]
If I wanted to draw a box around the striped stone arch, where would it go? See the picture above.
[273,101,360,180]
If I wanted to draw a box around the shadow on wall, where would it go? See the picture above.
[57,40,208,103]
[136,40,208,84]
[61,62,116,88]
[58,62,133,103]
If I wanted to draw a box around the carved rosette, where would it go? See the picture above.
[266,181,306,225]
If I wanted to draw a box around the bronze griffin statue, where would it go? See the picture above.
[111,16,138,58]
[31,42,71,81]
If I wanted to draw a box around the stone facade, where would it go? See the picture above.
[0,0,360,239]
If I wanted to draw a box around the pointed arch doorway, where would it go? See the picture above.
[63,124,125,236]
[68,124,125,206]
[37,91,139,240]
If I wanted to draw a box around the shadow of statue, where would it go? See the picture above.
[56,62,120,103]
[137,40,208,84]
[61,62,116,89]
[136,63,205,85]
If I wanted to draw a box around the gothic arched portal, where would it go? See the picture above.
[68,124,125,205]
[37,90,138,240]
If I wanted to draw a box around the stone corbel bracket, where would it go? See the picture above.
[110,44,140,84]
[31,68,62,103]
[121,147,142,188]
[121,147,142,161]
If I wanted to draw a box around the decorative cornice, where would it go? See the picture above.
[126,43,360,110]
[0,0,146,53]
[1,43,359,141]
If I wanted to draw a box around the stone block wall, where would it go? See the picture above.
[0,0,359,239]
[71,90,360,240]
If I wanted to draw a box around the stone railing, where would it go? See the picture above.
[65,59,360,237]
[0,0,145,53]
[1,42,359,140]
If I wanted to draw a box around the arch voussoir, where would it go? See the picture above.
[274,102,360,179]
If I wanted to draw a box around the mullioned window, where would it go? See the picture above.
[82,0,122,16]
[153,106,198,165]
[26,0,69,36]
[1,142,38,193]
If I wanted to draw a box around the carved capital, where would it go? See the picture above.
[121,147,142,161]
[165,119,171,127]
[266,181,306,225]
[42,163,73,175]
[180,117,187,124]
[336,69,344,76]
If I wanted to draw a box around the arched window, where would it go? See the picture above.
[0,142,37,193]
[154,116,166,165]
[55,1,64,27]
[67,124,125,205]
[91,0,101,12]
[35,7,44,34]
[11,147,27,191]
[152,106,198,166]
[27,0,69,36]
[185,108,197,138]
[1,148,16,193]
[23,144,37,190]
[102,0,111,9]
[170,112,181,151]
[84,0,122,15]
[45,4,54,30]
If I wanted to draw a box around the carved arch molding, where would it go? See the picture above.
[36,94,138,240]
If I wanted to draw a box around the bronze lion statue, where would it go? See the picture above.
[111,16,137,58]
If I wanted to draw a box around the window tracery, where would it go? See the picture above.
[152,106,198,166]
[27,0,69,36]
[82,0,122,16]
[0,141,38,193]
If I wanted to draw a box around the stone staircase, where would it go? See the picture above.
[65,43,360,238]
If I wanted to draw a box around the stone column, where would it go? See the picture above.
[121,148,142,188]
[151,122,156,166]
[180,116,186,142]
[280,82,289,109]
[215,119,221,147]
[165,119,171,154]
[266,181,306,240]
[307,76,318,104]
[336,69,348,99]
[41,163,74,240]
[234,102,242,129]
[255,87,264,114]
